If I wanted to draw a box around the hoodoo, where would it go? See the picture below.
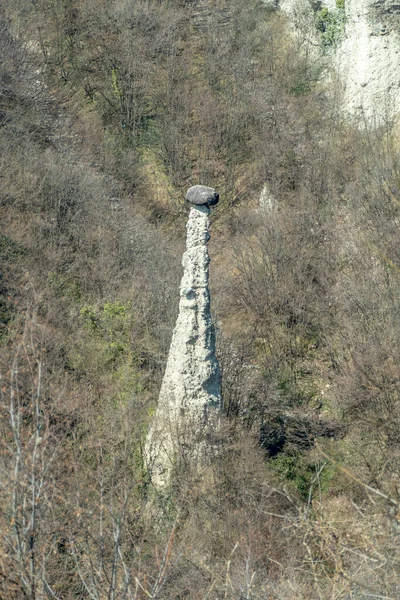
[145,186,221,490]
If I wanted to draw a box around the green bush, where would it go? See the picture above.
[316,5,346,48]
[270,453,336,501]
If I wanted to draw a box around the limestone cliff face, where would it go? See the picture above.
[145,202,221,490]
[337,0,400,123]
[278,0,400,124]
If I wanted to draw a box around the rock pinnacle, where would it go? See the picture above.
[145,186,221,489]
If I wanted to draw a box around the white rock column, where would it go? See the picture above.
[145,201,221,490]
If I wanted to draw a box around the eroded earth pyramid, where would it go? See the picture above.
[145,185,221,490]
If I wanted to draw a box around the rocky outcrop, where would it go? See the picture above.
[145,187,221,490]
[278,0,400,124]
[259,183,278,211]
[337,0,400,123]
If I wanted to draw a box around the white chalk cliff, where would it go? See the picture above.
[145,200,221,490]
[338,0,400,123]
[278,0,400,124]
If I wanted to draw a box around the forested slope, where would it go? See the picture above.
[1,1,400,598]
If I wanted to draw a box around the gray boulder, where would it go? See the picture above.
[185,185,219,207]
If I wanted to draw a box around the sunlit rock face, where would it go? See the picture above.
[145,191,221,490]
[278,0,400,125]
[337,0,400,124]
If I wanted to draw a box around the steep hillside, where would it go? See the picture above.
[1,1,400,598]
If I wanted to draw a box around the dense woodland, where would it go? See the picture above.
[1,0,400,598]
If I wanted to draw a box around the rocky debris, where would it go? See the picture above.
[185,184,219,207]
[145,190,221,490]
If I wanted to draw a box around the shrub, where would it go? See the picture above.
[269,452,337,501]
[316,5,346,47]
